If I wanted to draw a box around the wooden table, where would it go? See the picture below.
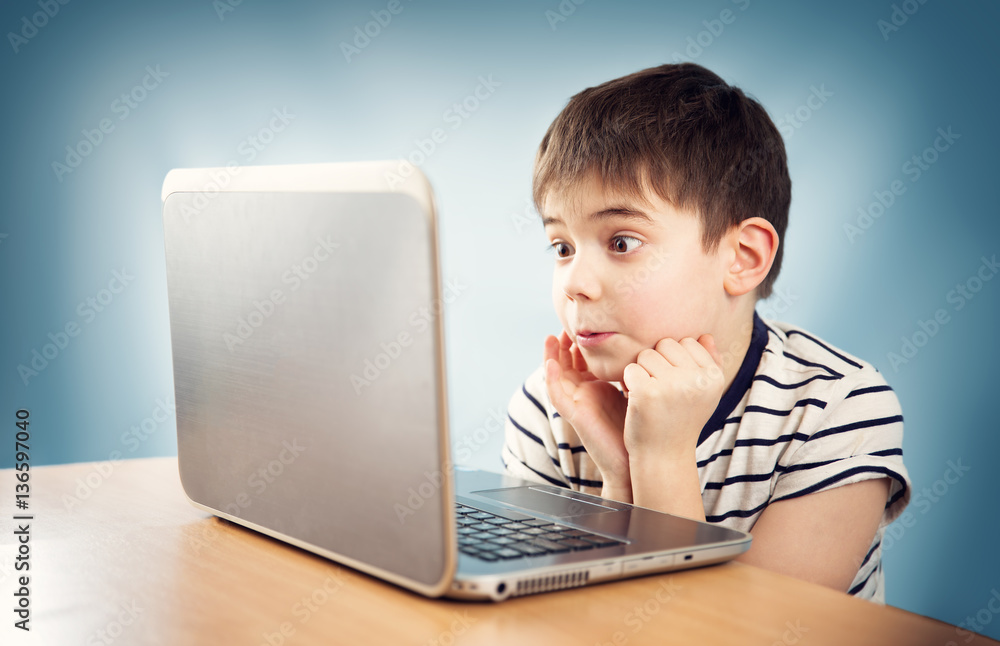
[1,457,994,645]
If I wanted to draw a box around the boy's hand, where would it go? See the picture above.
[543,332,631,498]
[622,335,726,460]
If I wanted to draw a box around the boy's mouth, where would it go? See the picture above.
[575,330,615,348]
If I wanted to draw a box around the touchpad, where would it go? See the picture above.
[472,486,623,517]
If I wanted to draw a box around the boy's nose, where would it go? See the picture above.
[560,256,603,301]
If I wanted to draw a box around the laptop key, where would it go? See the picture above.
[560,528,589,537]
[469,531,495,540]
[483,517,510,525]
[489,528,514,536]
[529,538,571,553]
[467,512,493,520]
[521,519,555,527]
[508,542,547,556]
[493,548,525,559]
[488,536,516,546]
[580,536,622,547]
[522,527,548,535]
[457,526,478,535]
[476,552,500,561]
[469,523,495,532]
[541,532,567,541]
[558,538,596,550]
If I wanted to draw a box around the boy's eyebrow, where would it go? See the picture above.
[542,207,654,227]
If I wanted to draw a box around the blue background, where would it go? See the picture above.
[1,0,998,636]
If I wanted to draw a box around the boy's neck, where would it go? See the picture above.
[715,303,759,395]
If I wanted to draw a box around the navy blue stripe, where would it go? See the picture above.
[771,465,907,503]
[870,448,903,457]
[743,398,827,417]
[785,329,864,369]
[556,443,587,454]
[848,563,877,596]
[508,413,545,447]
[522,384,546,417]
[846,385,893,398]
[858,538,881,571]
[565,474,603,488]
[706,499,769,522]
[752,374,840,389]
[704,451,889,489]
[504,448,569,488]
[762,321,782,339]
[552,412,561,419]
[698,312,768,446]
[781,351,843,378]
[698,448,733,468]
[707,468,906,524]
[703,471,773,490]
[885,486,907,509]
[809,415,903,443]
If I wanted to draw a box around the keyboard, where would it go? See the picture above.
[455,503,624,561]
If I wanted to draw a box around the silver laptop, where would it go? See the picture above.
[160,161,751,601]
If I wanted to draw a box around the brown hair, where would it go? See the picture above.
[532,63,791,299]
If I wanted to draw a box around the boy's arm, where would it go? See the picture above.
[734,477,890,591]
[623,335,725,522]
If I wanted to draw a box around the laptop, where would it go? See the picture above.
[160,161,751,601]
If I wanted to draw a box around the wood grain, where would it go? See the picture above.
[0,457,994,645]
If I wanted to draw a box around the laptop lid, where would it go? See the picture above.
[161,162,456,597]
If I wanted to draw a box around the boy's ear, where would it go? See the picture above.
[723,217,779,297]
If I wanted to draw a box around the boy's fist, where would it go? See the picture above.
[622,334,725,459]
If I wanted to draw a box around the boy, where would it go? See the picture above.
[501,63,910,602]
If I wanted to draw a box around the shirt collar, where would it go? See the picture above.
[698,311,769,446]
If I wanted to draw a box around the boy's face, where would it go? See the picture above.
[542,174,732,382]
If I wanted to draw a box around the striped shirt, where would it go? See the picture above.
[501,312,911,602]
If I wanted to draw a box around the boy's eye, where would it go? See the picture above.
[611,235,641,253]
[551,241,575,258]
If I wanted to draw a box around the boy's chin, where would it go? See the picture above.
[584,359,627,384]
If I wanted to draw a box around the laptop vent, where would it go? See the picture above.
[514,570,590,597]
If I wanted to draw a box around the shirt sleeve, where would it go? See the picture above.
[770,365,911,526]
[500,364,570,488]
